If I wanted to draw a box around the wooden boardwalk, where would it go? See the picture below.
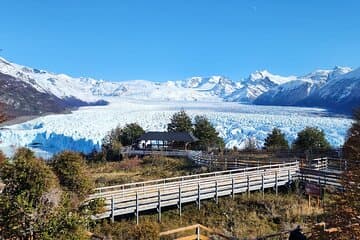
[88,151,344,223]
[89,162,299,223]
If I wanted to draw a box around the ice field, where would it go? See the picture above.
[0,98,352,158]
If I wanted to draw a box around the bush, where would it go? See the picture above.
[51,151,94,200]
[0,148,61,239]
[0,148,100,239]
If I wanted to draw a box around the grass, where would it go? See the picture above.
[92,190,326,239]
[88,155,206,187]
[88,155,326,239]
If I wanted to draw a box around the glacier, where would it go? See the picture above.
[0,98,352,158]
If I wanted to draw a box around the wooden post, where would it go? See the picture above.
[275,172,278,196]
[196,225,200,240]
[178,184,182,217]
[288,169,291,183]
[157,189,161,222]
[261,174,264,199]
[247,175,250,198]
[197,183,201,210]
[136,191,139,225]
[232,177,235,199]
[215,180,218,204]
[111,195,115,223]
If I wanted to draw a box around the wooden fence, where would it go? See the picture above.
[159,224,233,240]
[89,162,299,223]
[299,168,342,189]
[122,148,197,158]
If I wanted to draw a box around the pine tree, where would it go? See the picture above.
[193,115,224,151]
[292,127,330,151]
[167,109,193,133]
[264,128,289,150]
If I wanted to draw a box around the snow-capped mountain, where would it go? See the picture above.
[225,70,297,102]
[0,57,107,117]
[254,66,356,110]
[300,67,360,111]
[180,76,237,97]
[0,56,359,119]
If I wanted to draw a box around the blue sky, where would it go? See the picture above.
[1,0,359,81]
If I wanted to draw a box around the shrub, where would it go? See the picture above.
[51,151,94,200]
[0,148,61,239]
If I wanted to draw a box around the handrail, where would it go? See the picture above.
[93,162,299,193]
[159,224,233,239]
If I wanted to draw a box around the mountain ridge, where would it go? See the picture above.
[0,57,359,118]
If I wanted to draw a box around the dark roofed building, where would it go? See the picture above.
[136,131,198,150]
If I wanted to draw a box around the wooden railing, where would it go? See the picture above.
[89,162,299,222]
[192,152,298,170]
[159,224,233,240]
[299,168,342,188]
[89,149,346,223]
[301,157,347,172]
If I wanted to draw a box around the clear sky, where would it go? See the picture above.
[1,0,359,82]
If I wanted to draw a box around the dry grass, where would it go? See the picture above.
[89,155,204,187]
[89,155,325,239]
[93,191,326,239]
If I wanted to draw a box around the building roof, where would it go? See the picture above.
[137,131,199,142]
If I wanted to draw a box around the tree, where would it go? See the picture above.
[0,150,5,165]
[0,102,7,123]
[193,115,224,151]
[120,123,145,146]
[312,108,360,239]
[51,151,94,200]
[0,148,61,239]
[343,109,360,160]
[244,137,257,151]
[167,109,193,133]
[264,128,289,150]
[292,127,330,151]
[0,148,100,239]
[101,126,123,161]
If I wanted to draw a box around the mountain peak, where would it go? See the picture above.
[247,70,296,85]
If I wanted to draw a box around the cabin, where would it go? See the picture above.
[136,131,198,151]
